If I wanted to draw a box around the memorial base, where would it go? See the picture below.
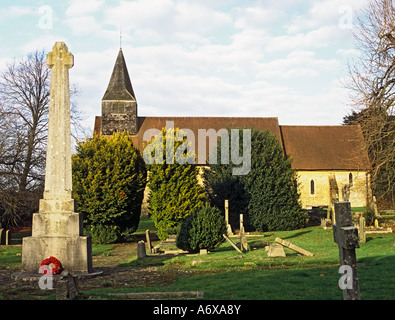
[21,235,93,274]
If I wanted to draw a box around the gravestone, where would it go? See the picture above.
[333,201,360,300]
[275,237,314,256]
[239,214,248,251]
[240,235,248,252]
[20,42,93,274]
[0,229,5,245]
[223,234,243,254]
[224,200,233,236]
[145,229,152,254]
[359,216,366,243]
[56,271,79,300]
[321,218,332,229]
[266,243,286,257]
[5,230,11,245]
[239,214,245,235]
[0,229,12,245]
[137,241,146,259]
[225,200,229,224]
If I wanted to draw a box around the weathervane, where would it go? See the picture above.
[120,27,122,49]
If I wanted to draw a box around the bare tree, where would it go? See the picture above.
[0,51,49,193]
[344,0,395,207]
[0,50,84,227]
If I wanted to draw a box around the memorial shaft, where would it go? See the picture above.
[44,42,74,200]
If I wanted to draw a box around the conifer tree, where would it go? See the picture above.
[145,127,206,240]
[72,131,147,243]
[205,128,307,231]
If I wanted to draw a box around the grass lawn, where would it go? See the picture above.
[1,218,394,300]
[112,223,395,300]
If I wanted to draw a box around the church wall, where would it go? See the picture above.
[141,168,371,217]
[297,170,369,209]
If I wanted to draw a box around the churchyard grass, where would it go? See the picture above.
[100,221,395,300]
[0,218,394,299]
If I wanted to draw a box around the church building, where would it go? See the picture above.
[93,49,372,211]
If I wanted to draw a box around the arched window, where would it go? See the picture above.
[310,180,315,195]
[349,173,353,185]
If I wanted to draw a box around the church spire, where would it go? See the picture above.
[101,49,138,136]
[102,48,136,101]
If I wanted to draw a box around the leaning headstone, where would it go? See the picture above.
[359,216,366,243]
[56,271,79,300]
[137,241,146,259]
[223,234,243,254]
[21,42,93,274]
[333,201,360,300]
[275,237,314,256]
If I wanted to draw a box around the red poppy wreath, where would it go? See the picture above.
[40,256,62,275]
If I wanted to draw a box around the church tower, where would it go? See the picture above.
[101,49,138,135]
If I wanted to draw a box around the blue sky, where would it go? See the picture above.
[0,0,369,134]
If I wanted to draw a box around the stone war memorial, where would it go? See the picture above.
[15,42,98,277]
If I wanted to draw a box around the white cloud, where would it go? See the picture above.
[64,15,103,36]
[232,6,283,30]
[65,0,105,17]
[0,6,35,22]
[266,24,350,53]
[63,0,105,37]
[103,0,232,45]
[285,0,369,34]
[260,50,338,79]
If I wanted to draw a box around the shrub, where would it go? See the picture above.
[176,205,227,253]
[205,128,307,232]
[72,131,147,243]
[365,209,376,226]
[145,127,206,240]
[84,225,119,244]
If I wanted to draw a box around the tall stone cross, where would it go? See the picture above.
[44,41,74,201]
[21,42,93,275]
[333,201,360,300]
